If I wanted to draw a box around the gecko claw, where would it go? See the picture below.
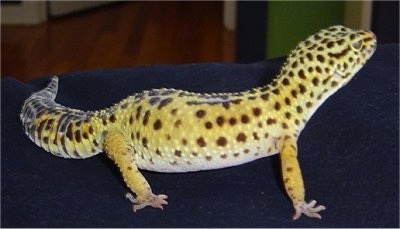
[125,193,168,212]
[292,200,326,220]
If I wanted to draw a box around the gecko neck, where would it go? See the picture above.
[256,68,341,135]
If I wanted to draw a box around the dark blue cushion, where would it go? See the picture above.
[1,44,398,227]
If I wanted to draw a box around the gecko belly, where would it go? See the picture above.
[133,141,280,173]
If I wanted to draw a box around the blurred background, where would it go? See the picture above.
[1,1,398,82]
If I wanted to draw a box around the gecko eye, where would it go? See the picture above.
[351,40,362,51]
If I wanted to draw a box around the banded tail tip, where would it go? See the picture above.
[32,76,59,100]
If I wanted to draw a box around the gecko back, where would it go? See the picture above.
[20,76,102,159]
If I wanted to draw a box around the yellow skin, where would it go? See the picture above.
[20,25,377,220]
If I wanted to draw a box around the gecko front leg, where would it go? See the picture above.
[279,136,326,220]
[104,129,168,212]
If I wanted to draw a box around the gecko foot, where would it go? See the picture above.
[292,200,326,220]
[125,192,168,212]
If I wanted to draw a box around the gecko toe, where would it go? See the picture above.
[293,200,326,220]
[126,193,168,212]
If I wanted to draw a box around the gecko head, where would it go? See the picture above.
[284,25,377,91]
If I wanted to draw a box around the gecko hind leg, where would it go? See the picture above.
[104,129,168,212]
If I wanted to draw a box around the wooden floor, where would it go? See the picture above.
[1,1,235,82]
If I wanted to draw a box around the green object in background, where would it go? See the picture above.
[266,2,344,59]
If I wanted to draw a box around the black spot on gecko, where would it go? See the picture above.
[241,114,250,124]
[329,47,351,59]
[267,118,276,125]
[182,138,187,145]
[143,110,150,125]
[82,132,89,140]
[66,124,73,141]
[216,137,227,147]
[175,150,182,157]
[296,106,303,114]
[75,130,82,143]
[312,77,319,86]
[148,90,160,96]
[298,69,306,79]
[274,102,281,111]
[253,132,260,140]
[316,66,322,74]
[282,78,290,86]
[153,119,162,130]
[156,149,162,156]
[317,54,325,63]
[36,119,46,138]
[136,106,142,120]
[45,119,55,130]
[89,126,94,134]
[142,137,148,149]
[196,137,207,147]
[174,120,182,128]
[196,109,206,118]
[285,97,291,106]
[109,114,116,123]
[236,133,247,143]
[299,84,306,94]
[252,107,261,116]
[306,52,313,61]
[205,122,213,129]
[120,103,128,109]
[291,90,298,98]
[158,98,173,110]
[216,116,225,127]
[291,61,298,68]
[229,117,237,126]
[260,93,269,101]
[149,97,161,106]
[222,102,230,110]
[171,108,178,115]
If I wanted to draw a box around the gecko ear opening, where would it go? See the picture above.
[351,40,362,51]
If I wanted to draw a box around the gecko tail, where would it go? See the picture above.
[20,76,101,159]
[20,76,60,130]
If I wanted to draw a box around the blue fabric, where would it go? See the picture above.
[1,44,398,227]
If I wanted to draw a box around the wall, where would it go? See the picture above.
[266,2,344,59]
